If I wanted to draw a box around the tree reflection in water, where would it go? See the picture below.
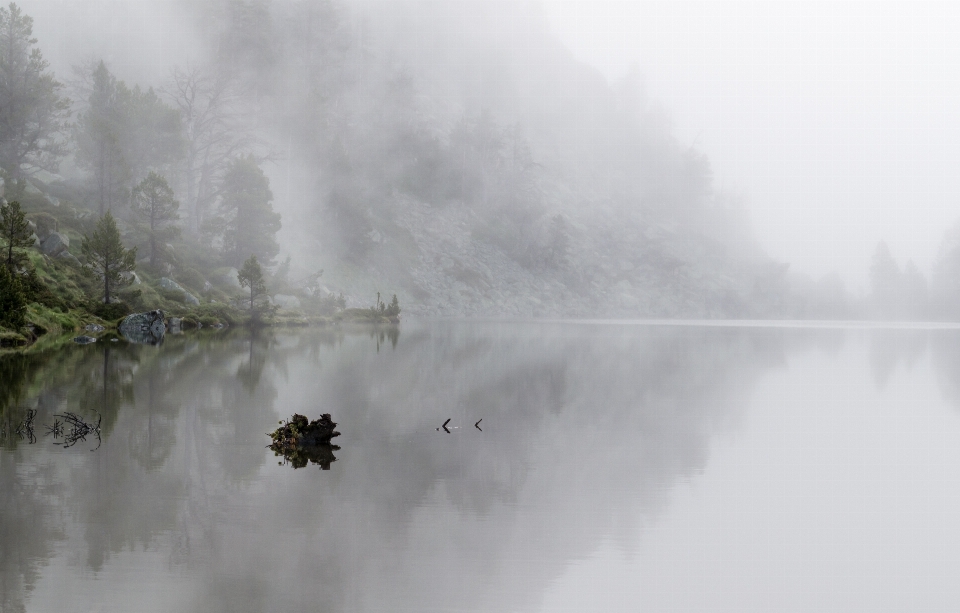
[0,323,847,613]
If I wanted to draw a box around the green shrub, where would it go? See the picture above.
[135,285,161,307]
[193,303,242,326]
[117,287,145,310]
[177,268,205,293]
[19,269,67,310]
[158,286,186,303]
[91,301,131,321]
[0,266,27,330]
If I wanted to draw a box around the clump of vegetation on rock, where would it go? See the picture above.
[269,413,340,447]
[268,414,341,470]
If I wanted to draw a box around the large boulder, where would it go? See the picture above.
[159,277,200,305]
[120,271,141,285]
[41,232,69,257]
[118,310,166,345]
[57,250,81,267]
[28,212,58,240]
[158,277,184,292]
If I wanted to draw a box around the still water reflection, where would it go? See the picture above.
[3,322,960,611]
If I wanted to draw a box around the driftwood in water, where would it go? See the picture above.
[268,414,341,469]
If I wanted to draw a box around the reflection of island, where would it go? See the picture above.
[272,442,341,469]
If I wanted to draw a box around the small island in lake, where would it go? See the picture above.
[268,414,341,470]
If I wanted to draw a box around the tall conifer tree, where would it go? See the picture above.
[131,172,179,268]
[0,3,69,176]
[218,155,281,267]
[81,212,136,304]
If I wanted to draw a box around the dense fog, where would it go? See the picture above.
[4,0,960,320]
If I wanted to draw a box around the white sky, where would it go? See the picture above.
[541,0,960,290]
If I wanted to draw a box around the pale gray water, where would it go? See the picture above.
[3,322,960,612]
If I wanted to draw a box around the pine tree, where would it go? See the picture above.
[237,254,267,317]
[75,61,183,216]
[131,172,180,268]
[0,3,70,177]
[0,263,25,329]
[74,61,129,215]
[81,212,136,304]
[0,199,31,271]
[219,155,281,267]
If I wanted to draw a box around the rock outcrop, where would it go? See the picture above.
[40,232,69,257]
[57,250,81,267]
[159,277,200,306]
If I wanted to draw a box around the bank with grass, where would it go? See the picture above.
[0,181,400,350]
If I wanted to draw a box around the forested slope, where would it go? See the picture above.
[241,0,787,317]
[1,0,791,322]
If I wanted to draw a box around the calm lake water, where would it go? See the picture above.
[4,321,960,612]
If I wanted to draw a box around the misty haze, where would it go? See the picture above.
[4,1,960,611]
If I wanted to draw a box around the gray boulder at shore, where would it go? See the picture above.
[118,310,166,345]
[41,232,69,257]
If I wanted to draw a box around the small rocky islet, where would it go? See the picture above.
[268,414,341,470]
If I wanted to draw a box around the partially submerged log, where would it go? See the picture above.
[268,414,341,469]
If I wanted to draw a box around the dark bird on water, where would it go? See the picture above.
[475,419,482,431]
[437,418,451,433]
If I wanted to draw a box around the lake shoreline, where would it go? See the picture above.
[0,306,401,352]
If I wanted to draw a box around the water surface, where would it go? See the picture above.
[3,322,960,612]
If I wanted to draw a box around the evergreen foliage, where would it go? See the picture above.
[371,292,401,318]
[0,263,25,329]
[80,212,136,305]
[74,61,129,215]
[0,199,31,271]
[237,254,267,317]
[131,172,180,268]
[75,61,183,216]
[0,2,70,176]
[217,155,281,267]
